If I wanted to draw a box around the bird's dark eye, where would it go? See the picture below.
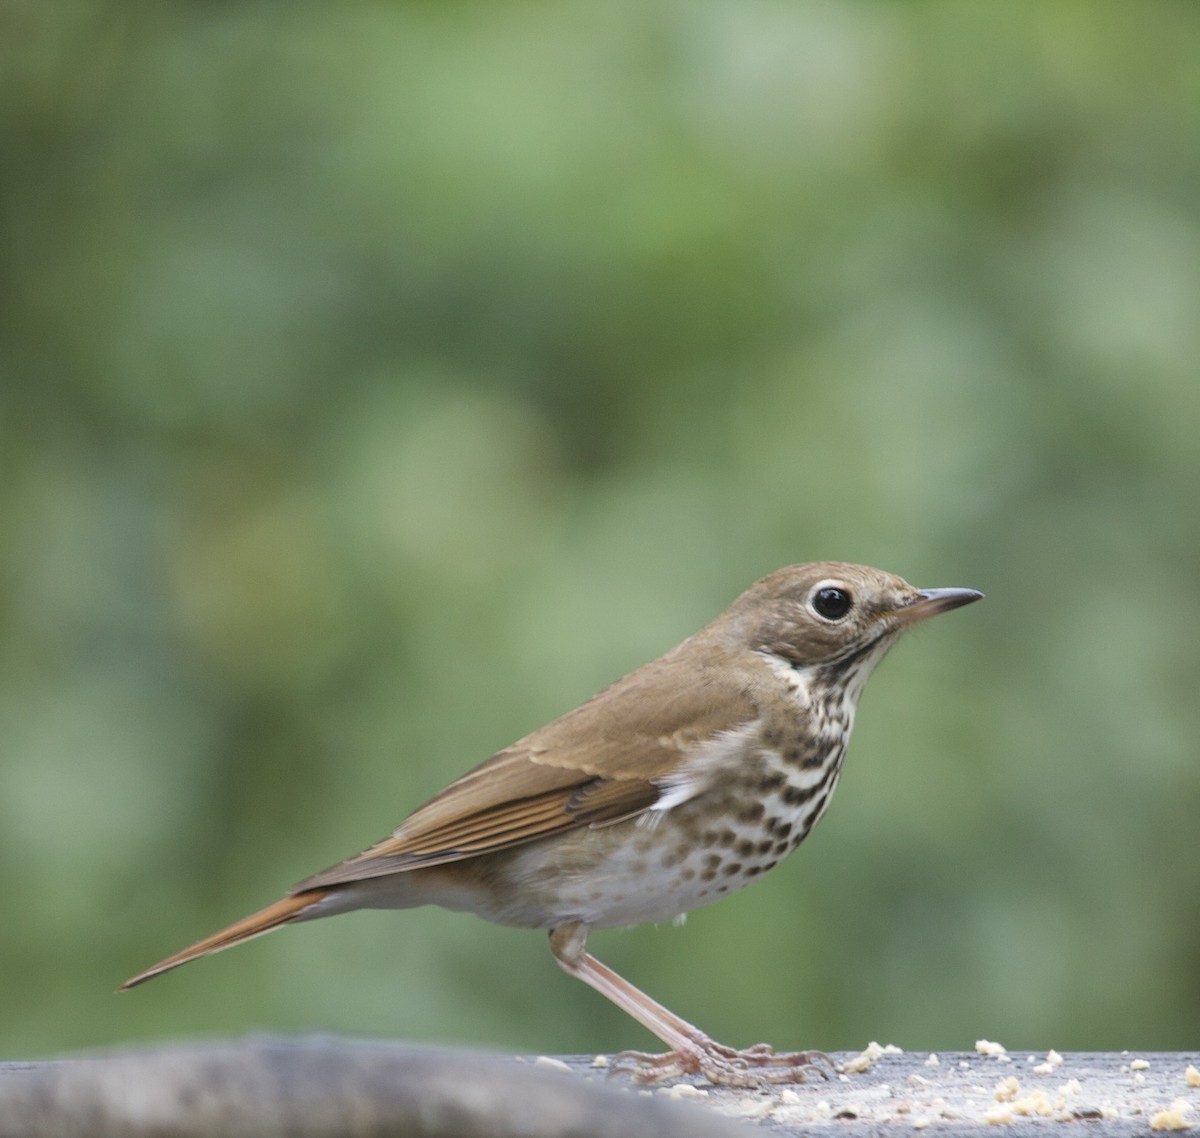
[811,586,853,621]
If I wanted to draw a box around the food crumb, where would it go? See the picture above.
[1033,1049,1064,1075]
[1132,1059,1152,1071]
[1186,1065,1200,1088]
[534,1056,572,1073]
[984,1105,1014,1125]
[660,1083,708,1100]
[925,1052,940,1068]
[1012,1089,1056,1117]
[843,1041,892,1074]
[591,1054,608,1068]
[778,1089,802,1105]
[994,1076,1020,1102]
[976,1039,1009,1059]
[1150,1099,1193,1131]
[1059,1078,1082,1097]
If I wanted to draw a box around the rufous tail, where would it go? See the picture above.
[119,888,332,990]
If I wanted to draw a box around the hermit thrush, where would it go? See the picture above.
[123,562,981,1086]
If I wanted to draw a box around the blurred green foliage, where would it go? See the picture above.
[2,1,1199,1061]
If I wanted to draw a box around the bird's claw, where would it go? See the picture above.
[609,1042,834,1087]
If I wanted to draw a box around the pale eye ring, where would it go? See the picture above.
[810,585,853,621]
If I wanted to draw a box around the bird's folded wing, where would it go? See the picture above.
[292,651,756,891]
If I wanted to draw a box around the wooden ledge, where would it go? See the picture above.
[1,1038,1197,1137]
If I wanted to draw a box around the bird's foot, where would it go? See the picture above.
[610,1040,835,1087]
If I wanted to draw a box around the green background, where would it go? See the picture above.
[3,2,1198,1061]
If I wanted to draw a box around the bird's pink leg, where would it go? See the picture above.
[549,923,833,1087]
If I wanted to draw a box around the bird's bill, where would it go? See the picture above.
[891,586,984,625]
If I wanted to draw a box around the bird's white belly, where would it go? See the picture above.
[469,747,847,930]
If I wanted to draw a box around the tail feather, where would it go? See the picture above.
[120,888,331,990]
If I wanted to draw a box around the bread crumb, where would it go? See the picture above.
[1136,1073,1147,1085]
[1150,1099,1193,1131]
[1033,1049,1064,1075]
[984,1105,1014,1125]
[534,1056,572,1073]
[925,1052,940,1067]
[908,1073,932,1088]
[1186,1065,1200,1088]
[661,1083,708,1100]
[1012,1089,1056,1117]
[591,1054,608,1068]
[778,1089,802,1105]
[976,1040,1009,1059]
[994,1077,1020,1102]
[1132,1059,1152,1071]
[843,1041,890,1074]
[1059,1078,1082,1096]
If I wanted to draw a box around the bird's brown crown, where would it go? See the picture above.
[714,562,934,669]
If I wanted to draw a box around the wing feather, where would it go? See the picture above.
[294,637,758,892]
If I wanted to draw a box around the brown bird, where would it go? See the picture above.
[123,562,981,1086]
